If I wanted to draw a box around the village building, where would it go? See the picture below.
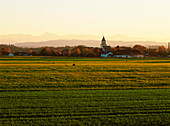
[101,36,113,57]
[100,36,144,58]
[8,53,14,56]
[113,50,144,58]
[113,50,131,58]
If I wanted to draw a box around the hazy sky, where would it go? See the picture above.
[0,0,170,40]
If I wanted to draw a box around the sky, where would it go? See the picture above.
[0,0,170,41]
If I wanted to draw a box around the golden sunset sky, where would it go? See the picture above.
[0,0,170,42]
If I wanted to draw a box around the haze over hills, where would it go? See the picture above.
[0,33,99,43]
[0,33,168,48]
[14,40,168,48]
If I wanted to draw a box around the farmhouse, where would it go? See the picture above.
[113,50,144,58]
[131,50,144,58]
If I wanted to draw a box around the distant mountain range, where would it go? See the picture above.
[14,40,99,48]
[0,33,99,44]
[14,40,168,48]
[0,33,169,48]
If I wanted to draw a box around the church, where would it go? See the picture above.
[100,36,113,57]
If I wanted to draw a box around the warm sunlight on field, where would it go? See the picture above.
[0,57,170,125]
[0,57,169,90]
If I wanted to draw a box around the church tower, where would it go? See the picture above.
[101,36,107,48]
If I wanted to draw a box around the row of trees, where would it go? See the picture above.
[39,45,169,57]
[0,44,169,57]
[133,45,169,57]
[40,46,101,57]
[0,47,11,55]
[0,46,101,57]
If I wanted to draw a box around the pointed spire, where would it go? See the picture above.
[102,36,106,41]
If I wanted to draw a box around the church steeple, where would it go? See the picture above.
[100,36,112,55]
[102,36,106,42]
[101,36,107,47]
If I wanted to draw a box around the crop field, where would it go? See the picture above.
[0,57,170,125]
[0,57,170,90]
[1,89,170,125]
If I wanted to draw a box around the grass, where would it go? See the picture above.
[0,57,169,125]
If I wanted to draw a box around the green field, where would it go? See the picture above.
[0,57,170,125]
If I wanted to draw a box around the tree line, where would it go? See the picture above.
[0,44,169,57]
